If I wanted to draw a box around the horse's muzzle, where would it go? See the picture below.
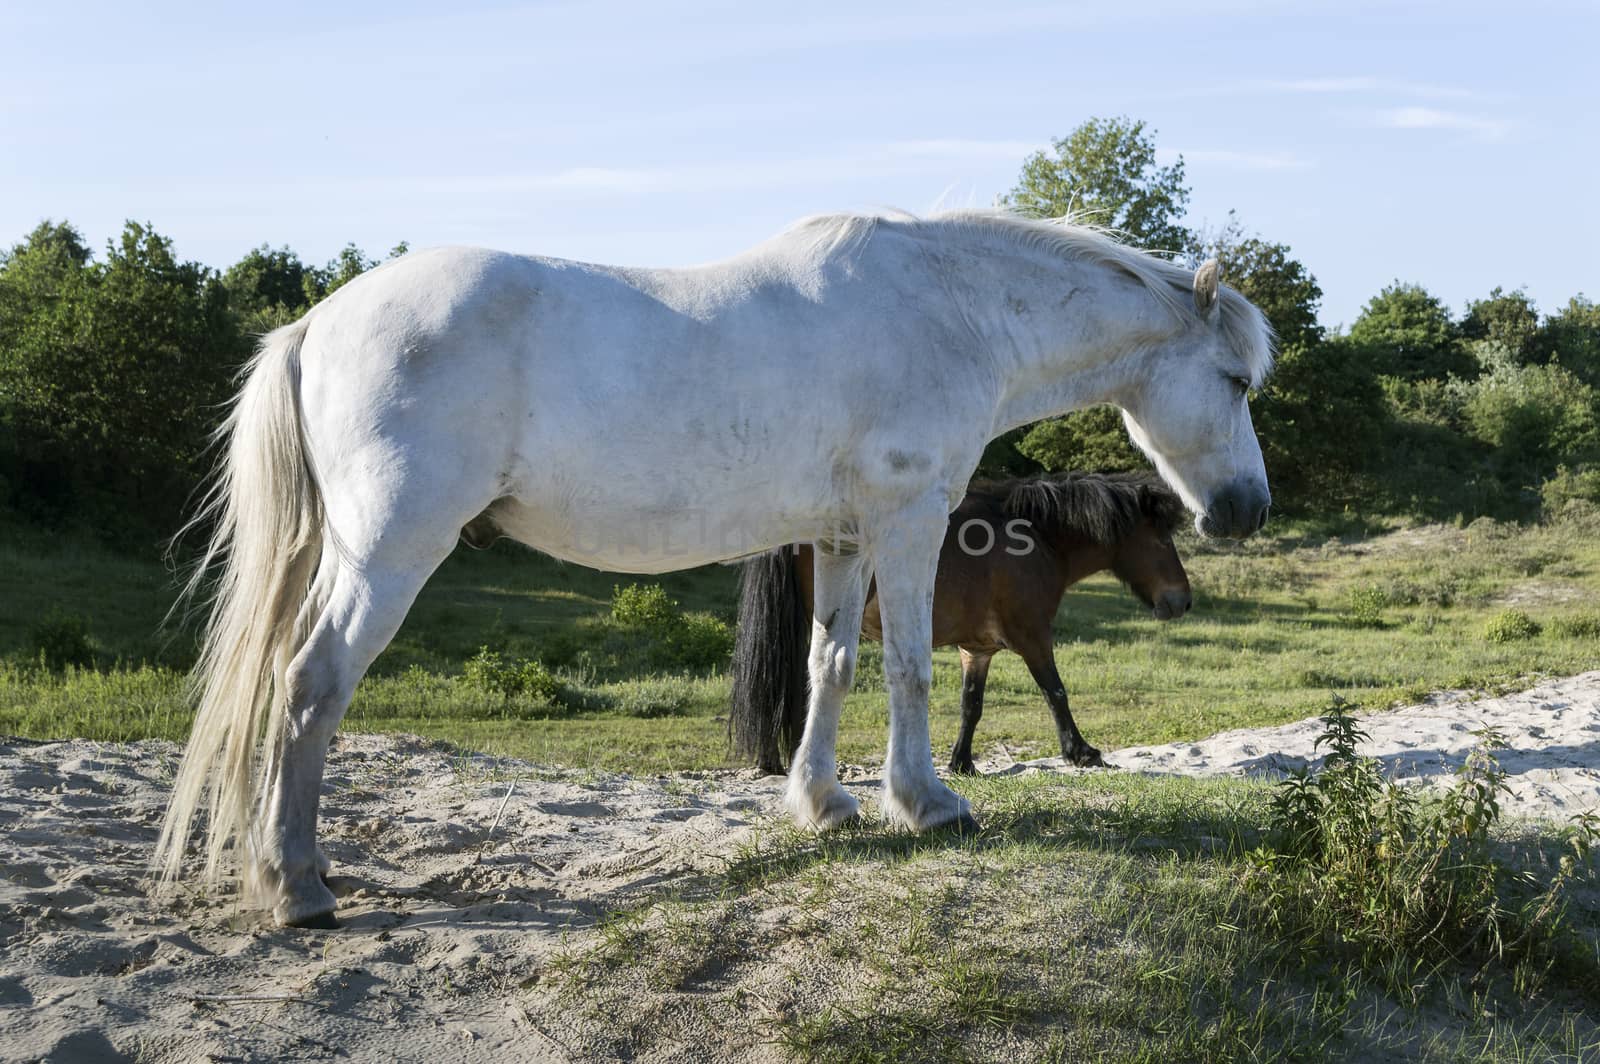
[1197,481,1271,540]
[1153,588,1192,620]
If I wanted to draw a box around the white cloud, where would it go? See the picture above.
[1259,76,1475,100]
[1374,106,1511,140]
[881,139,1045,162]
[145,137,1306,212]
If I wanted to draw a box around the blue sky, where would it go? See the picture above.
[2,0,1594,328]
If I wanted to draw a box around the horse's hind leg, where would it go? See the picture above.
[873,498,975,832]
[783,548,869,830]
[1013,633,1103,768]
[256,529,459,927]
[948,648,993,775]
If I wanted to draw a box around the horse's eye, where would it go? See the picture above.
[1229,376,1251,398]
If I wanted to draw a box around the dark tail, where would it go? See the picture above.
[729,546,810,774]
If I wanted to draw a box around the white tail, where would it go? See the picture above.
[152,318,326,888]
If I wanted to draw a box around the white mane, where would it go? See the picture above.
[780,207,1276,386]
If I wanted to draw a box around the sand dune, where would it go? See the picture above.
[5,672,1600,1061]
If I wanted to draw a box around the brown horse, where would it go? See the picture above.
[729,472,1192,776]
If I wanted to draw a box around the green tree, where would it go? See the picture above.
[1542,295,1600,387]
[311,240,407,301]
[1013,406,1146,474]
[1001,116,1190,255]
[223,244,317,333]
[1348,282,1472,381]
[0,219,91,277]
[319,242,378,298]
[0,222,97,516]
[224,239,407,334]
[0,220,241,532]
[1461,287,1542,365]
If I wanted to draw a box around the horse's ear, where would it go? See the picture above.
[1193,259,1221,321]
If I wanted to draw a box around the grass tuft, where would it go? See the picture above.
[1550,612,1600,639]
[1485,609,1542,643]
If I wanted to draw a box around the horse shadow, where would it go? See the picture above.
[715,780,1269,894]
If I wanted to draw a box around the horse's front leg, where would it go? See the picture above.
[948,648,993,775]
[783,548,869,830]
[1015,635,1103,768]
[873,500,976,832]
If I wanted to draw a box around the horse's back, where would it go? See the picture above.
[291,233,999,571]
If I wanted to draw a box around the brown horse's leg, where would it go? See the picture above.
[949,648,992,775]
[1014,638,1104,768]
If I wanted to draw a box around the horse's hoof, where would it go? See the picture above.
[946,811,982,837]
[1069,748,1105,769]
[282,909,340,930]
[948,760,979,776]
[785,781,861,831]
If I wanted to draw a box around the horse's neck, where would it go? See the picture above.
[938,234,1176,433]
[1053,531,1115,587]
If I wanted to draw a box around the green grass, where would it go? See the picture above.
[5,511,1600,770]
[6,515,1600,1059]
[530,768,1600,1062]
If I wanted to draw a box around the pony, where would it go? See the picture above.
[153,207,1272,927]
[729,471,1191,776]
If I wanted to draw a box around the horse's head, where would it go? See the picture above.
[1118,260,1273,539]
[1109,480,1192,620]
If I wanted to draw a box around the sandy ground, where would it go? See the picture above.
[5,671,1600,1062]
[1091,670,1600,820]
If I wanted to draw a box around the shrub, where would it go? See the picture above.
[27,610,95,671]
[1540,465,1600,519]
[1453,347,1599,460]
[1253,698,1599,999]
[460,646,561,705]
[659,613,735,672]
[1345,585,1387,627]
[1483,609,1540,643]
[608,677,698,718]
[611,583,677,628]
[605,584,733,672]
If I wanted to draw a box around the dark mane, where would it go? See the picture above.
[969,471,1186,545]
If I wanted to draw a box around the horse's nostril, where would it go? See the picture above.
[1155,591,1191,620]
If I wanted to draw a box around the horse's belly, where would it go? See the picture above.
[487,494,837,574]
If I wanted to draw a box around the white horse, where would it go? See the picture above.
[153,208,1273,927]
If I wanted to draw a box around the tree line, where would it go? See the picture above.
[0,224,405,544]
[2,116,1597,552]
